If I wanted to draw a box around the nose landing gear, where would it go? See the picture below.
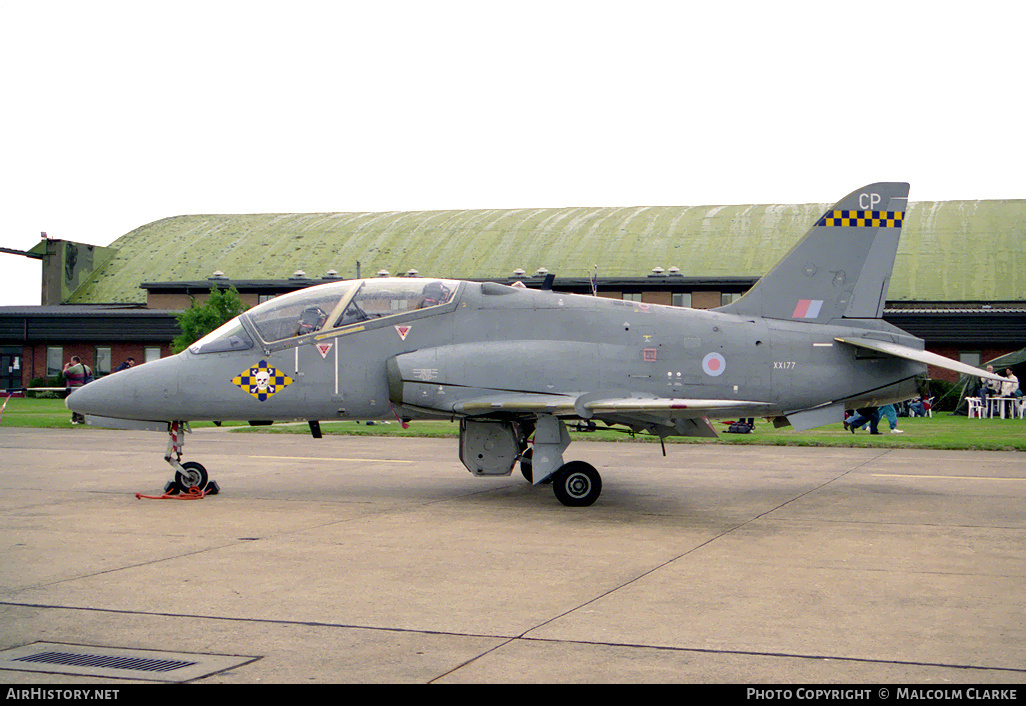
[163,421,219,495]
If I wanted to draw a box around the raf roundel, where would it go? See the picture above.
[702,352,726,377]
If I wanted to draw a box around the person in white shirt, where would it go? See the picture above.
[1001,369,1020,397]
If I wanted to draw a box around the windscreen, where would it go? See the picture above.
[189,319,254,354]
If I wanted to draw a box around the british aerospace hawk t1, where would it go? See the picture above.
[67,183,1002,506]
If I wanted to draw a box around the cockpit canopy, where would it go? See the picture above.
[190,278,459,354]
[249,283,354,343]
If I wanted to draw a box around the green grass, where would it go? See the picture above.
[1,396,75,428]
[0,397,256,431]
[4,396,1023,451]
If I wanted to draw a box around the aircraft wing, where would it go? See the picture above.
[452,393,772,441]
[834,337,1006,381]
[454,393,772,418]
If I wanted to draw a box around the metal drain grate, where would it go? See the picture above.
[0,642,258,682]
[14,651,196,673]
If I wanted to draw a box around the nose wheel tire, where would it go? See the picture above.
[175,461,209,493]
[552,461,602,507]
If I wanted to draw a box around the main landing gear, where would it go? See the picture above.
[459,416,604,507]
[519,450,602,507]
[163,421,219,495]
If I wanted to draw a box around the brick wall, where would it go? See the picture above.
[22,342,173,386]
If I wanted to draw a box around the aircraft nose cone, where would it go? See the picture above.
[66,355,183,421]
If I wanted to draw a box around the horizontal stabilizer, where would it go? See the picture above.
[834,337,1005,381]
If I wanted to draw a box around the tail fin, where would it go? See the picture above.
[718,182,909,322]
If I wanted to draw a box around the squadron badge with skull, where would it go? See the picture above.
[231,360,293,401]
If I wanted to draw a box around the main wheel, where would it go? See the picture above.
[552,461,602,507]
[175,461,209,493]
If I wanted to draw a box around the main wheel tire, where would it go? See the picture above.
[175,461,209,493]
[552,461,602,507]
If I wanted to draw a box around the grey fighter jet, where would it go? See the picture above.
[67,183,1003,506]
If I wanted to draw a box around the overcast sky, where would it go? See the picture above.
[2,1,1023,305]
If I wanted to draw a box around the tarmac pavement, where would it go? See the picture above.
[1,427,1025,684]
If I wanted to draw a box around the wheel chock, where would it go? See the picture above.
[137,478,219,500]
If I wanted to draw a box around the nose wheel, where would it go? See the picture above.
[175,461,209,493]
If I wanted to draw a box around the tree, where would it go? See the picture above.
[172,286,248,354]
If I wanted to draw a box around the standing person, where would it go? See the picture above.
[62,355,93,424]
[878,403,903,433]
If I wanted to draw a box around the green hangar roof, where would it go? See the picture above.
[68,199,1026,304]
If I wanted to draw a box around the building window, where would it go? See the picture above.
[46,347,63,377]
[622,293,643,302]
[959,352,982,368]
[95,347,112,376]
[721,292,742,306]
[672,292,692,308]
[145,347,162,364]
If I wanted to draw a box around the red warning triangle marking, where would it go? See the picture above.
[316,342,332,359]
[395,325,411,341]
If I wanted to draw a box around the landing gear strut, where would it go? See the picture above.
[164,421,218,495]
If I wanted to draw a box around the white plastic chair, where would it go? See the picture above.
[967,397,984,419]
